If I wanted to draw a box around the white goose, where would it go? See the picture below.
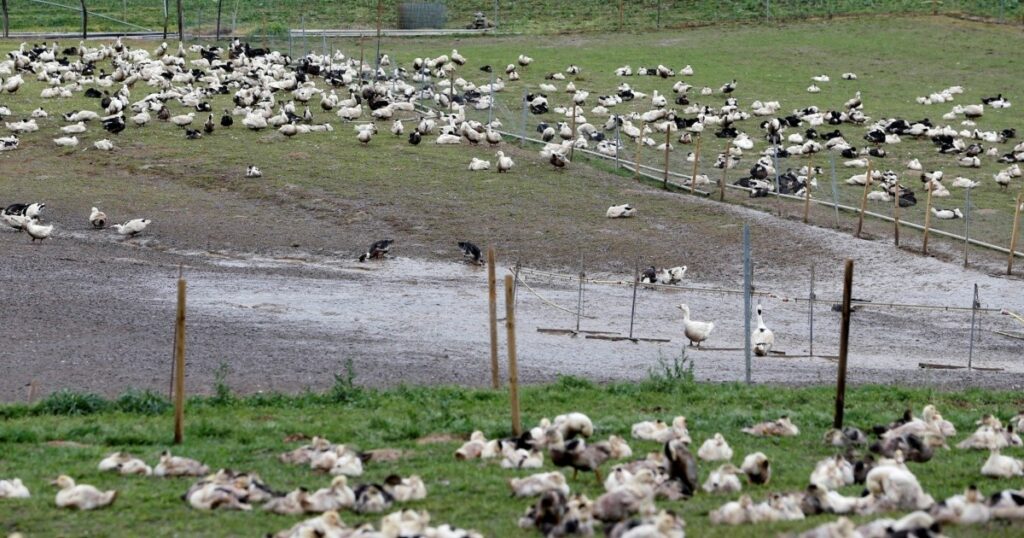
[89,207,107,228]
[678,303,714,348]
[496,151,514,173]
[113,218,151,237]
[606,204,636,218]
[23,219,53,242]
[752,304,774,356]
[931,207,963,219]
[468,158,490,171]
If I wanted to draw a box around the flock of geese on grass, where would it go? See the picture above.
[4,405,1024,536]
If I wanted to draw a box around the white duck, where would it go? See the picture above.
[112,218,151,237]
[0,478,30,498]
[52,475,117,510]
[697,433,734,462]
[678,303,714,348]
[931,207,963,219]
[496,150,514,173]
[468,158,491,171]
[606,204,636,218]
[23,219,53,242]
[752,304,774,357]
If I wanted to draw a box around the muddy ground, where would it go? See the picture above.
[2,164,1022,403]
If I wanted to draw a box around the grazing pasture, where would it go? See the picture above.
[2,379,1024,536]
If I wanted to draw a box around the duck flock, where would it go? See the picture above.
[4,405,1024,536]
[1,37,1021,260]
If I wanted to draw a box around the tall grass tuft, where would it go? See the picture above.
[36,390,108,416]
[115,389,171,415]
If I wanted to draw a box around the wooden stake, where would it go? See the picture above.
[834,259,854,429]
[634,128,643,179]
[26,380,37,403]
[854,161,871,238]
[448,65,455,113]
[719,162,727,202]
[487,247,499,389]
[504,275,521,436]
[923,180,935,255]
[173,270,187,445]
[618,0,624,30]
[662,127,671,189]
[1009,192,1023,275]
[893,179,902,247]
[803,163,813,224]
[689,135,701,194]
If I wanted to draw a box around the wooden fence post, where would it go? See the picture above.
[570,110,577,162]
[834,259,854,429]
[923,180,935,255]
[487,247,499,389]
[854,161,871,238]
[689,135,701,194]
[719,161,727,202]
[173,269,187,444]
[504,275,521,436]
[80,0,88,39]
[176,0,184,42]
[1009,192,1023,275]
[1,0,9,39]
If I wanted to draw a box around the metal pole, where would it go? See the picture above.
[830,153,840,229]
[216,0,223,41]
[520,89,528,148]
[809,263,815,357]
[80,0,88,39]
[690,135,701,194]
[488,69,495,126]
[772,145,782,215]
[375,0,382,73]
[302,14,307,55]
[629,257,639,340]
[614,123,621,170]
[487,247,499,389]
[834,259,854,429]
[576,257,584,334]
[176,0,184,42]
[963,187,971,266]
[163,0,168,41]
[743,223,752,384]
[968,283,978,370]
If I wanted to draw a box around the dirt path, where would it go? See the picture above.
[2,180,1022,402]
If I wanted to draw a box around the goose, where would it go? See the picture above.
[0,478,30,498]
[963,104,984,119]
[751,304,774,356]
[809,455,854,491]
[352,483,394,514]
[468,157,491,171]
[305,476,355,512]
[951,176,979,189]
[89,207,107,228]
[509,471,570,498]
[844,91,862,110]
[52,475,116,510]
[981,449,1024,478]
[263,489,309,515]
[994,171,1012,190]
[719,80,737,94]
[743,416,799,437]
[931,207,963,219]
[203,114,215,134]
[358,239,393,262]
[740,452,771,485]
[697,433,734,462]
[677,304,714,348]
[170,112,195,127]
[841,72,858,80]
[383,474,427,502]
[435,133,461,144]
[550,152,568,169]
[112,218,151,237]
[606,204,635,218]
[6,119,38,133]
[53,135,79,148]
[546,429,611,484]
[97,452,152,476]
[2,213,31,231]
[23,219,53,242]
[867,190,891,202]
[93,139,114,151]
[245,165,262,178]
[185,482,252,511]
[154,451,208,476]
[457,241,483,264]
[131,110,150,127]
[220,110,233,127]
[0,135,18,151]
[906,158,923,170]
[61,121,87,134]
[390,119,403,136]
[495,150,514,172]
[356,124,377,144]
[958,156,981,168]
[703,464,743,494]
[242,113,267,131]
[408,130,422,145]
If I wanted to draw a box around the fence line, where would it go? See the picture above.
[516,266,1007,314]
[470,117,1024,262]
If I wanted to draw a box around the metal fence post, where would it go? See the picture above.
[520,89,528,148]
[830,153,840,229]
[968,283,979,370]
[964,187,971,266]
[743,223,752,384]
[614,123,621,170]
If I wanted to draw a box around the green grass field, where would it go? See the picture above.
[2,369,1024,537]
[2,0,1021,35]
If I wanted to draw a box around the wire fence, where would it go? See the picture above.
[1,0,1021,38]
